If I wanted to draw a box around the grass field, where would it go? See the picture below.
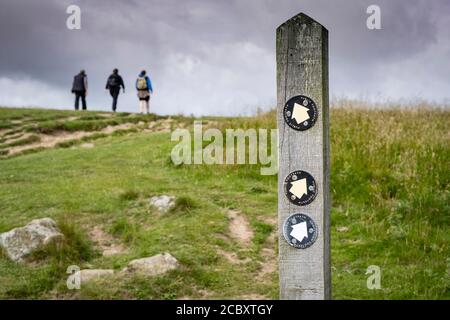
[0,105,448,299]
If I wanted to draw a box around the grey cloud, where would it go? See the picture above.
[0,0,449,114]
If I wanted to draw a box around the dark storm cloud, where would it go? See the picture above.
[0,0,449,113]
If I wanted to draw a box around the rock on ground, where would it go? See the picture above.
[149,195,175,212]
[0,218,64,262]
[75,269,114,284]
[80,143,94,148]
[123,253,179,276]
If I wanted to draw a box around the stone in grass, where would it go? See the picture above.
[0,218,64,262]
[336,226,349,233]
[80,143,94,149]
[74,269,114,284]
[122,253,179,276]
[149,195,175,212]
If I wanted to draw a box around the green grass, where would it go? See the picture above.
[329,108,449,299]
[0,105,448,299]
[170,196,198,213]
[0,121,14,130]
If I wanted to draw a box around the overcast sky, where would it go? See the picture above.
[0,0,449,115]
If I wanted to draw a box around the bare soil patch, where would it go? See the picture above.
[216,247,251,265]
[8,122,138,155]
[9,131,92,155]
[258,247,277,277]
[226,210,253,245]
[88,226,127,257]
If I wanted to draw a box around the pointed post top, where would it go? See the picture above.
[276,9,330,300]
[277,12,328,32]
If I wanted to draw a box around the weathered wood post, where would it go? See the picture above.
[277,13,331,299]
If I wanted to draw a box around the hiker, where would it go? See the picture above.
[135,70,153,114]
[71,70,88,110]
[105,68,125,112]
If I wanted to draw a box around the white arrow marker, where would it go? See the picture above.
[290,221,308,242]
[291,103,310,124]
[289,178,307,198]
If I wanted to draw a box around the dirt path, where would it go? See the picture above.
[216,247,251,265]
[8,122,137,155]
[2,117,181,158]
[226,210,253,245]
[8,131,92,155]
[89,226,127,257]
[2,132,29,145]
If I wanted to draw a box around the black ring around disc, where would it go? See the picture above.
[283,95,318,131]
[283,213,318,249]
[284,170,318,206]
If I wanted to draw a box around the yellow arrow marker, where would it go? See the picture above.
[291,103,310,124]
[289,178,307,198]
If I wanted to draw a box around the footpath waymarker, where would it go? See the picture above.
[284,170,318,206]
[283,95,318,131]
[277,13,331,300]
[283,213,318,249]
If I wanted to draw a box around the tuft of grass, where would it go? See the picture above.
[119,190,139,201]
[55,140,78,149]
[81,133,107,141]
[249,186,267,194]
[252,221,274,245]
[169,196,198,213]
[30,218,98,264]
[0,121,13,130]
[116,112,131,117]
[109,218,140,244]
[26,121,65,134]
[56,219,98,262]
[77,115,105,121]
[112,128,138,137]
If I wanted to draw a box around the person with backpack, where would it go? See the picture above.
[135,70,153,114]
[105,68,125,112]
[71,70,88,110]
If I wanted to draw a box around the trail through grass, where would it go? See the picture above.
[0,105,448,299]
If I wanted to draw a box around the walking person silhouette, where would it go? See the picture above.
[136,70,153,114]
[71,70,88,110]
[105,68,125,112]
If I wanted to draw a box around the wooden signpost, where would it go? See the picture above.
[277,13,331,299]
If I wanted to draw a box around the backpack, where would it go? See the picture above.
[137,77,147,90]
[108,75,119,88]
[72,74,86,92]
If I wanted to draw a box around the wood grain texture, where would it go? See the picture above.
[276,12,331,300]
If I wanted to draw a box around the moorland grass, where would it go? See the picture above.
[0,105,448,299]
